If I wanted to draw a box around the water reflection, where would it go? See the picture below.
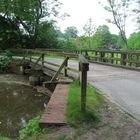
[0,82,49,138]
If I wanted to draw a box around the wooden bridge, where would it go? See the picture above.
[12,49,140,122]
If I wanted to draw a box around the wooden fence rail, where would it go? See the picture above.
[29,49,139,70]
[11,48,140,70]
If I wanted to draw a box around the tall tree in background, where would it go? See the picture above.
[0,0,62,49]
[64,26,78,38]
[83,18,96,48]
[128,32,140,50]
[101,0,130,49]
[64,26,78,49]
[92,25,111,49]
[133,0,140,30]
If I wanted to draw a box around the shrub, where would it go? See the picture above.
[0,51,13,73]
[19,116,41,140]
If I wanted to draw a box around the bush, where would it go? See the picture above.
[0,51,13,73]
[19,116,41,140]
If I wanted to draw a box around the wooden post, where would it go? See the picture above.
[30,56,32,62]
[42,53,44,67]
[100,52,105,62]
[121,53,127,66]
[95,51,98,61]
[64,57,69,77]
[79,54,89,112]
[85,51,88,58]
[111,53,114,64]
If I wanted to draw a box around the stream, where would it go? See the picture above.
[0,81,49,138]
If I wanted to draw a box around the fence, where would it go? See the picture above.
[17,50,89,111]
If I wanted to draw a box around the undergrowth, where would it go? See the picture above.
[19,116,41,140]
[0,136,11,140]
[0,50,13,73]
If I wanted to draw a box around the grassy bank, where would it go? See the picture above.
[66,80,102,127]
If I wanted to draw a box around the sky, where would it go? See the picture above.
[57,0,137,37]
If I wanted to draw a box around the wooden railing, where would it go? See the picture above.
[11,48,140,70]
[30,49,140,70]
[14,50,89,111]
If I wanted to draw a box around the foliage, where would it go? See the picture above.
[128,32,140,50]
[0,137,11,140]
[101,0,130,49]
[0,15,21,49]
[92,25,111,49]
[64,26,78,38]
[79,36,91,49]
[79,24,123,50]
[0,51,13,73]
[65,38,77,49]
[132,0,140,29]
[83,18,96,37]
[38,21,60,48]
[0,0,62,49]
[83,18,96,48]
[66,80,102,127]
[19,116,41,140]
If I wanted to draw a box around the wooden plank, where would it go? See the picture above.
[32,55,42,69]
[44,60,60,67]
[50,57,69,82]
[39,84,70,127]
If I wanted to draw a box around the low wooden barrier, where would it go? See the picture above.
[16,50,89,111]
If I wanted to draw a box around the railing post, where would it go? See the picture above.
[100,52,105,62]
[64,56,69,77]
[121,53,127,66]
[111,53,114,64]
[30,56,32,62]
[95,51,98,61]
[85,51,88,58]
[79,55,89,112]
[42,53,44,67]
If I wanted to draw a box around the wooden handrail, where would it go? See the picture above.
[11,48,140,70]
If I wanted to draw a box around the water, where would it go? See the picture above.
[0,82,49,138]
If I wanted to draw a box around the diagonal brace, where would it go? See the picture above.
[50,57,69,82]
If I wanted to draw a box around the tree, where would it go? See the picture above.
[92,25,111,49]
[0,0,62,49]
[38,21,60,48]
[64,26,78,38]
[0,15,21,49]
[101,0,130,49]
[83,18,96,48]
[132,0,140,29]
[128,32,140,50]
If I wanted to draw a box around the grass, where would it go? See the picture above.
[0,137,11,140]
[66,80,103,127]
